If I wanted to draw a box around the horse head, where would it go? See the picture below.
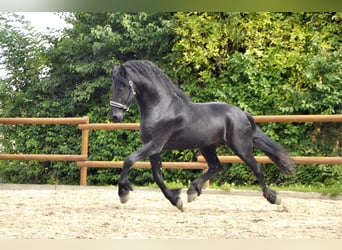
[110,65,136,122]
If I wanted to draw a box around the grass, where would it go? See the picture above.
[146,180,185,190]
[273,184,342,197]
[215,183,342,197]
[145,181,342,197]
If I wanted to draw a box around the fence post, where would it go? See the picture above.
[80,116,89,185]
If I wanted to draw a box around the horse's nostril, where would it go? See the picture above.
[112,115,119,122]
[111,113,123,122]
[109,114,117,122]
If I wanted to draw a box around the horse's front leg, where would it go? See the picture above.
[150,154,183,211]
[118,142,160,204]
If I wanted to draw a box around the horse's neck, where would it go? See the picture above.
[135,82,179,117]
[136,90,171,109]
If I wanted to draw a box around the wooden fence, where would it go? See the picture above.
[0,117,89,162]
[0,114,342,185]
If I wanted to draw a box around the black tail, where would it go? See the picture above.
[246,113,294,175]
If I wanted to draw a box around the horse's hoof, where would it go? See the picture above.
[187,192,198,203]
[275,196,282,205]
[119,194,130,204]
[176,198,184,212]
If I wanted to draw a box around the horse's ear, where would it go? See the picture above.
[112,64,127,78]
[119,65,127,77]
[113,65,121,75]
[113,65,127,76]
[112,65,120,76]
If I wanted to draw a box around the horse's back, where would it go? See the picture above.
[190,102,255,141]
[163,102,251,150]
[189,102,249,125]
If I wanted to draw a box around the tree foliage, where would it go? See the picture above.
[170,12,341,187]
[171,12,342,114]
[0,12,341,188]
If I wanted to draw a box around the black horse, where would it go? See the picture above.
[110,60,293,211]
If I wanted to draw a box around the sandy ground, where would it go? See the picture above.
[0,184,341,239]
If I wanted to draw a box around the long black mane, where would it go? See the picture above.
[123,60,190,103]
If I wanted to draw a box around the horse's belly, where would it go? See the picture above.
[163,125,225,150]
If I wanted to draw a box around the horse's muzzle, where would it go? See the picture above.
[110,110,124,122]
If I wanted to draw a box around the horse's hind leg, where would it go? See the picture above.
[245,157,280,204]
[229,137,281,205]
[187,146,227,202]
[150,154,183,211]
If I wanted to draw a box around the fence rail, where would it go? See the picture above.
[1,114,341,185]
[78,123,140,130]
[0,117,89,125]
[197,156,342,165]
[0,154,86,161]
[253,114,342,123]
[77,161,207,169]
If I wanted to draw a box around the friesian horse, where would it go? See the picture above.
[110,60,293,211]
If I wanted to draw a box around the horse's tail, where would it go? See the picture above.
[246,113,294,175]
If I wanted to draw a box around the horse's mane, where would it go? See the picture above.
[123,60,190,103]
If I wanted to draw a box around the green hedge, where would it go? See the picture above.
[1,12,341,189]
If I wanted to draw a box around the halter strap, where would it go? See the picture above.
[110,80,136,111]
[110,101,129,111]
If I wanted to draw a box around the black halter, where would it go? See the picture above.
[110,80,136,111]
